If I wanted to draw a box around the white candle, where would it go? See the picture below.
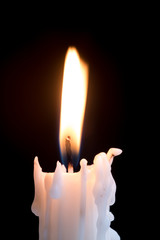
[31,47,121,239]
[31,148,122,240]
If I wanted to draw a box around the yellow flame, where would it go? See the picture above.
[59,47,88,157]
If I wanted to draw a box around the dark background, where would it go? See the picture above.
[0,6,153,240]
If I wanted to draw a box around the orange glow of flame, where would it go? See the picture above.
[59,47,88,158]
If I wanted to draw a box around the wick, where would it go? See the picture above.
[68,163,74,173]
[65,136,73,172]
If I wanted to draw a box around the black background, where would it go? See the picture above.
[0,5,154,240]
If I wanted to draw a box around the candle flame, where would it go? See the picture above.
[59,47,88,168]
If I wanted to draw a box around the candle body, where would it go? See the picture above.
[32,149,121,240]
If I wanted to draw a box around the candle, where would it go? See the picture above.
[31,47,122,240]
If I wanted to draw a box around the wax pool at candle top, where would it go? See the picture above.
[32,148,121,240]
